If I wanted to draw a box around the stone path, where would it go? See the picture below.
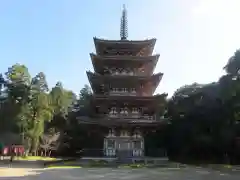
[0,166,240,180]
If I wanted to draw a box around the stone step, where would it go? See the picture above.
[116,158,133,164]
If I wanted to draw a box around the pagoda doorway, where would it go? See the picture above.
[117,139,132,160]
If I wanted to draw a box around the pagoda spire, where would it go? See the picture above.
[120,4,128,40]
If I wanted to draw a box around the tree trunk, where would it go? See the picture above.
[48,150,52,157]
[30,137,40,155]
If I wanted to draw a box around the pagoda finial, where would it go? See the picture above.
[120,4,128,40]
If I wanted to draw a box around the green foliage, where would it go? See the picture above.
[224,49,240,76]
[5,64,31,85]
[50,82,76,117]
[0,64,79,154]
[78,84,92,108]
[166,49,240,163]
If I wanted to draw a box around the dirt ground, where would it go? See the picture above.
[0,166,240,180]
[0,168,40,177]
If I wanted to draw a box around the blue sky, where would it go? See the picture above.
[0,0,239,96]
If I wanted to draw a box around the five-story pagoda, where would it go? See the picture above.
[80,6,167,159]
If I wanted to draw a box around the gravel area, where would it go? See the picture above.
[0,166,240,180]
[0,168,40,177]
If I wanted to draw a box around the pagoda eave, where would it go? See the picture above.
[93,37,156,45]
[92,94,165,102]
[90,53,160,76]
[87,71,163,83]
[77,116,168,127]
[90,94,167,108]
[90,53,160,61]
[87,71,163,95]
[93,37,156,56]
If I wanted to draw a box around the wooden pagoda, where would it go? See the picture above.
[78,6,167,159]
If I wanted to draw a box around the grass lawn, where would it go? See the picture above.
[17,156,57,161]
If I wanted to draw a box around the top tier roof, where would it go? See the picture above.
[93,6,157,56]
[94,37,156,44]
[93,37,156,56]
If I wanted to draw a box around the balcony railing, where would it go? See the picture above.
[108,113,155,120]
[109,91,137,96]
[106,133,142,138]
[111,72,134,76]
[81,148,167,158]
[110,72,146,76]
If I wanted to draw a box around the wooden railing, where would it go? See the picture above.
[109,91,137,96]
[108,114,155,120]
[110,72,146,76]
[81,148,167,158]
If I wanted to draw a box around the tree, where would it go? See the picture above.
[224,49,240,76]
[5,64,31,85]
[24,72,53,154]
[79,84,92,104]
[2,64,32,136]
[40,129,60,156]
[45,82,77,154]
[50,82,76,118]
[165,49,240,163]
[0,74,9,132]
[0,64,91,156]
[60,84,94,155]
[76,84,92,116]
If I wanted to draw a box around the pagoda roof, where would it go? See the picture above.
[90,53,160,61]
[93,37,156,56]
[90,94,167,108]
[94,37,156,44]
[87,71,163,83]
[87,71,163,94]
[77,116,168,127]
[92,94,166,101]
[90,53,160,75]
[88,94,167,112]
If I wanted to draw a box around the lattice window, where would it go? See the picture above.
[107,140,115,148]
